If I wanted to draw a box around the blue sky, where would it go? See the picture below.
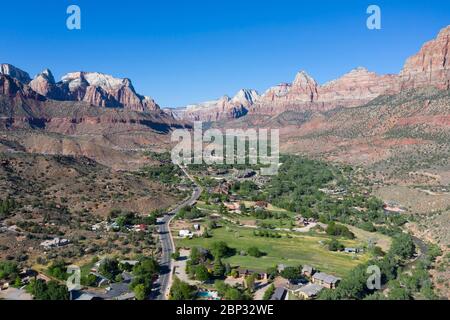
[1,0,449,107]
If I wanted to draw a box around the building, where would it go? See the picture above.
[302,265,315,278]
[236,268,267,280]
[312,272,341,289]
[344,247,360,254]
[132,224,147,232]
[270,287,287,300]
[179,229,194,238]
[295,283,323,300]
[40,237,70,250]
[193,224,201,231]
[254,201,268,209]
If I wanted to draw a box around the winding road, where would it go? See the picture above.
[155,166,202,300]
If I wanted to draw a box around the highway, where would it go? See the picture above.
[154,167,202,300]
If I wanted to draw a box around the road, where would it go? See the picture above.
[154,166,202,300]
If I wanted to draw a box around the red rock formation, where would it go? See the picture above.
[180,89,258,121]
[400,25,450,90]
[180,25,450,120]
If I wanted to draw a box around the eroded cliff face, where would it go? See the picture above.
[58,72,160,111]
[400,25,450,90]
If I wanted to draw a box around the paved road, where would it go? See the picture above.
[155,167,202,300]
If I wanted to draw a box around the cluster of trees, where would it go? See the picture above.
[108,209,157,228]
[186,244,234,282]
[140,161,182,184]
[327,238,345,252]
[0,261,19,281]
[251,209,288,220]
[0,198,16,218]
[265,156,335,213]
[326,222,355,239]
[317,232,442,300]
[214,280,252,300]
[253,230,282,238]
[47,259,68,280]
[177,206,205,220]
[130,257,160,300]
[169,277,197,300]
[26,279,69,300]
[231,181,259,198]
[247,246,264,258]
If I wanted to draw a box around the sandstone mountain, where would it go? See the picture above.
[176,89,259,121]
[178,25,450,120]
[1,64,160,112]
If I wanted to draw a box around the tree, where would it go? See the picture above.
[195,265,210,282]
[213,259,226,278]
[170,277,196,300]
[245,274,257,292]
[27,279,69,300]
[0,261,19,280]
[328,238,344,252]
[134,284,146,300]
[99,258,120,281]
[247,246,264,257]
[263,284,275,300]
[326,222,355,239]
[280,266,301,281]
[211,241,233,259]
[131,257,160,296]
[390,233,415,260]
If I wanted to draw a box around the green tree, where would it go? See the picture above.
[247,246,264,257]
[390,233,415,260]
[134,284,146,300]
[211,241,232,259]
[263,284,275,300]
[170,277,196,300]
[195,265,210,282]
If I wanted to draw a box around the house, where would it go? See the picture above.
[40,237,70,250]
[132,224,147,232]
[344,247,360,254]
[295,283,323,300]
[270,287,287,300]
[236,268,267,280]
[119,260,139,267]
[179,230,194,238]
[254,201,268,209]
[383,202,406,214]
[302,265,315,278]
[193,224,201,231]
[224,202,241,213]
[70,290,101,301]
[103,282,135,300]
[312,272,341,289]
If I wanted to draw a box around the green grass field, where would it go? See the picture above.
[176,225,370,277]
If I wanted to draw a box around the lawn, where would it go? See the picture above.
[176,225,369,277]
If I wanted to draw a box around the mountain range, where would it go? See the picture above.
[0,25,449,175]
[177,25,450,121]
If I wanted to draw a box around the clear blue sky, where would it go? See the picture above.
[1,0,449,107]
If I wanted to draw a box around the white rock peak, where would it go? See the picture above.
[61,72,131,91]
[0,63,32,83]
